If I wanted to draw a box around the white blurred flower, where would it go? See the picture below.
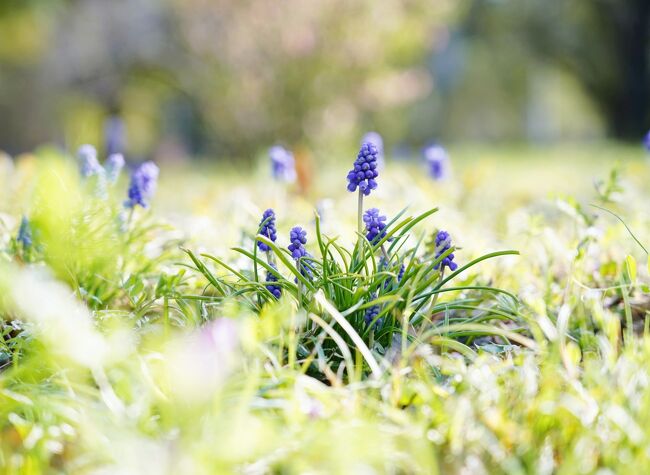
[167,318,240,401]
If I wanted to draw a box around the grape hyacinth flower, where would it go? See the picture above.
[433,230,458,272]
[125,161,159,208]
[644,130,650,152]
[424,144,450,181]
[288,226,308,259]
[257,209,277,252]
[16,216,32,249]
[269,145,297,183]
[105,153,125,183]
[288,226,312,279]
[346,142,379,196]
[363,208,388,243]
[361,131,384,169]
[364,293,381,328]
[265,265,282,299]
[77,144,104,178]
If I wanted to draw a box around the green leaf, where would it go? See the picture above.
[624,254,637,282]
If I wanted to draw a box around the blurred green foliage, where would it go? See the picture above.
[0,0,647,159]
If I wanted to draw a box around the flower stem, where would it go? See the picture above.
[430,268,445,310]
[357,189,364,236]
[380,245,390,263]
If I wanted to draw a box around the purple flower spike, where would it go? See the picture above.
[363,208,388,243]
[288,226,308,259]
[346,142,379,196]
[125,161,159,208]
[433,230,458,272]
[288,226,313,280]
[257,209,277,252]
[424,144,450,181]
[644,130,650,152]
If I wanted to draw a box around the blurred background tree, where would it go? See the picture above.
[0,0,647,160]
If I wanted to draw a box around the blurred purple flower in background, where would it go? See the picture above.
[105,153,125,183]
[125,161,159,208]
[644,130,650,152]
[104,116,126,157]
[269,145,297,183]
[423,144,450,181]
[77,144,103,178]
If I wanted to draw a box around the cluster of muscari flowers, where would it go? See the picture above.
[433,230,458,271]
[346,142,379,196]
[257,209,277,252]
[364,293,381,328]
[288,226,312,279]
[288,226,308,260]
[16,216,32,250]
[125,161,159,208]
[269,145,297,183]
[363,208,388,243]
[361,131,384,169]
[644,130,650,152]
[265,264,282,299]
[423,143,450,181]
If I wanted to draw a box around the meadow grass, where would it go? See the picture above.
[0,143,649,474]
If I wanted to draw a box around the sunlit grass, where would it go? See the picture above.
[1,143,649,473]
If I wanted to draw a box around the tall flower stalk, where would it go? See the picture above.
[347,142,380,237]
